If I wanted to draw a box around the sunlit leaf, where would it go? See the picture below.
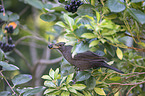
[41,75,52,80]
[94,87,106,95]
[61,91,70,96]
[66,73,74,84]
[81,33,97,39]
[89,40,100,47]
[49,68,55,79]
[71,84,86,90]
[116,47,123,60]
[109,76,121,81]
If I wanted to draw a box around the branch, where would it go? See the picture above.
[15,36,48,46]
[38,56,63,64]
[14,49,32,70]
[108,81,145,86]
[0,72,17,96]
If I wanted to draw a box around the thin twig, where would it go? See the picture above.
[0,72,17,96]
[126,85,137,96]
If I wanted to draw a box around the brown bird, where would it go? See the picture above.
[48,42,124,73]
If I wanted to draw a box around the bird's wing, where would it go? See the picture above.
[73,51,106,61]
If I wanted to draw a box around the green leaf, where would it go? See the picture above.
[63,14,74,30]
[0,61,19,71]
[12,74,32,86]
[40,14,56,22]
[0,91,11,96]
[61,91,70,96]
[66,73,74,84]
[89,40,100,47]
[41,75,52,80]
[72,42,89,57]
[104,43,115,57]
[44,81,56,87]
[107,0,125,12]
[109,76,121,81]
[138,42,145,47]
[44,89,56,94]
[131,0,143,2]
[86,76,96,90]
[71,84,86,90]
[13,27,19,35]
[95,10,100,23]
[0,13,8,21]
[81,33,97,39]
[54,68,60,79]
[75,71,91,81]
[77,4,95,16]
[49,68,55,79]
[9,13,19,21]
[82,91,92,96]
[56,21,66,28]
[24,0,43,9]
[127,8,145,24]
[68,87,77,94]
[116,47,123,60]
[0,49,4,60]
[94,87,106,95]
[23,86,45,96]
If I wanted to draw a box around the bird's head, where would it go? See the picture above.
[48,42,66,49]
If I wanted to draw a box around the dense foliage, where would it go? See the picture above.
[0,0,145,96]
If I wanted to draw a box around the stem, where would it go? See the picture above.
[0,72,17,95]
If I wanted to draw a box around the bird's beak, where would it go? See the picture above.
[48,44,59,49]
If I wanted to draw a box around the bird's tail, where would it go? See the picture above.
[102,62,124,74]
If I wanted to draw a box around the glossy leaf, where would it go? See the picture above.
[86,76,96,90]
[116,47,123,60]
[75,71,91,81]
[9,13,19,21]
[81,33,97,39]
[89,40,99,47]
[71,84,86,90]
[54,68,60,79]
[66,73,74,84]
[25,0,43,9]
[41,75,52,80]
[56,21,66,28]
[94,87,106,95]
[12,74,32,86]
[82,91,92,96]
[0,61,19,71]
[23,86,45,96]
[0,13,8,21]
[44,81,56,87]
[0,49,4,60]
[127,8,145,24]
[0,91,11,96]
[63,14,74,30]
[68,87,77,94]
[49,68,55,79]
[44,89,56,94]
[109,76,121,81]
[61,91,70,96]
[107,0,125,12]
[77,4,95,16]
[40,14,56,22]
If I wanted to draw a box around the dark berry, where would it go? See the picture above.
[5,26,9,30]
[0,5,3,12]
[8,37,13,44]
[65,0,83,13]
[3,44,9,52]
[7,25,14,34]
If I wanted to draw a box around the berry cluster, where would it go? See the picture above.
[65,0,83,13]
[5,25,14,34]
[0,41,15,52]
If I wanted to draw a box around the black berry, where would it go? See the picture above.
[8,37,13,44]
[0,5,4,12]
[65,0,83,13]
[5,25,14,34]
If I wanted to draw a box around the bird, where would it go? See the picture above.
[48,42,124,73]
